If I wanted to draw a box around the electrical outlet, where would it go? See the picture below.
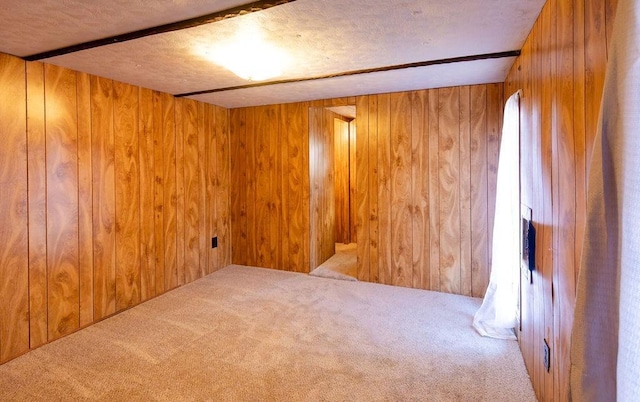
[212,237,218,249]
[543,339,551,373]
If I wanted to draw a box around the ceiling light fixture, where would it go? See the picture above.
[201,23,291,81]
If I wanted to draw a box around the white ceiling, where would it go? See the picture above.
[0,0,545,108]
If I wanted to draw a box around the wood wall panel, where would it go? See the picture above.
[45,64,80,340]
[26,61,47,349]
[367,97,378,283]
[389,92,412,288]
[504,0,617,399]
[334,118,350,244]
[215,106,231,269]
[162,93,178,291]
[77,72,94,326]
[438,87,462,294]
[114,81,141,311]
[0,53,231,365]
[153,91,165,295]
[0,53,29,362]
[410,91,429,290]
[139,87,156,301]
[229,85,501,295]
[355,97,370,280]
[91,75,116,321]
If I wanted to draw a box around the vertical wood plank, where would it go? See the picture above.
[181,99,201,282]
[0,53,29,361]
[255,106,276,268]
[355,96,370,281]
[279,105,291,271]
[438,87,461,294]
[377,94,392,285]
[411,90,429,290]
[91,75,116,321]
[76,71,94,325]
[428,89,440,292]
[349,120,358,244]
[198,103,209,276]
[113,81,140,311]
[470,85,489,297]
[216,106,231,268]
[459,86,472,297]
[334,118,350,244]
[390,92,412,288]
[486,83,503,282]
[175,98,186,285]
[26,61,48,348]
[368,97,379,282]
[301,102,311,273]
[153,91,166,295]
[230,108,248,266]
[162,93,178,290]
[139,87,156,301]
[284,103,305,273]
[45,64,79,340]
[245,108,257,266]
[206,104,218,274]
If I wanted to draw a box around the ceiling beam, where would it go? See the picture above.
[176,50,521,97]
[23,0,298,61]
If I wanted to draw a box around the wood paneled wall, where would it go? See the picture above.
[354,86,503,295]
[0,53,230,364]
[334,117,350,244]
[230,103,310,272]
[504,0,617,399]
[230,90,501,293]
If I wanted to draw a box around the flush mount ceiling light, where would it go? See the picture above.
[201,22,292,81]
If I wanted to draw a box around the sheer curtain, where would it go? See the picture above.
[570,0,639,399]
[473,91,521,340]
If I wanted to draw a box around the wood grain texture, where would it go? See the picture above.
[308,107,337,270]
[427,89,441,292]
[230,108,247,266]
[26,61,48,349]
[162,93,178,291]
[1,55,233,365]
[76,72,94,326]
[411,90,429,290]
[377,93,392,285]
[458,86,472,297]
[180,98,201,282]
[503,0,615,398]
[206,104,218,274]
[153,90,166,295]
[355,96,370,281]
[114,81,141,311]
[45,64,79,340]
[334,118,350,244]
[0,53,29,362]
[284,103,306,272]
[245,108,257,267]
[91,75,116,321]
[198,103,209,275]
[349,120,358,244]
[389,92,412,288]
[216,106,231,268]
[469,85,489,297]
[139,87,156,301]
[367,97,379,283]
[174,98,186,286]
[438,87,461,294]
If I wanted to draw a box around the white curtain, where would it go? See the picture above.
[570,0,639,399]
[473,91,521,340]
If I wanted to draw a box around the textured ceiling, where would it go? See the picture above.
[0,0,545,108]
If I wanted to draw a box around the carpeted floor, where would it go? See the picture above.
[309,243,358,281]
[0,265,536,401]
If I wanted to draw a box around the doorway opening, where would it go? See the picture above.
[308,105,357,281]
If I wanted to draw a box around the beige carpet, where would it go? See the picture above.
[309,243,358,281]
[0,265,536,401]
